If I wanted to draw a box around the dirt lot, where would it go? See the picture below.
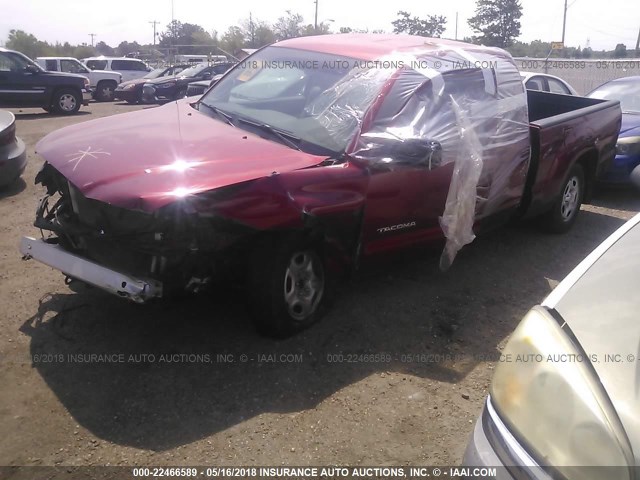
[1,101,639,468]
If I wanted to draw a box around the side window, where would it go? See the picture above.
[172,67,184,75]
[110,60,130,70]
[45,59,58,71]
[525,77,545,91]
[212,64,231,74]
[547,78,571,95]
[112,60,147,71]
[86,60,107,70]
[0,52,29,72]
[60,59,87,74]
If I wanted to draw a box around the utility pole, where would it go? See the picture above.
[561,0,568,57]
[635,26,640,56]
[88,33,96,47]
[455,12,458,40]
[149,20,160,46]
[314,0,318,33]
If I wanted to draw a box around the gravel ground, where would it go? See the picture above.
[1,101,639,468]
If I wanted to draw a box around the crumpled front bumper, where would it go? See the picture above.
[20,236,163,303]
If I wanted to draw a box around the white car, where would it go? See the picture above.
[36,57,122,102]
[82,57,151,83]
[521,71,578,95]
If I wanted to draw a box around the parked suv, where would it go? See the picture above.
[36,57,122,102]
[83,57,150,82]
[0,48,91,115]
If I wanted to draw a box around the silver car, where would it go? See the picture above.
[464,213,640,480]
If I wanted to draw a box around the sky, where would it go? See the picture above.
[0,0,638,52]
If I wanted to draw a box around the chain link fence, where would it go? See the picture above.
[513,57,640,94]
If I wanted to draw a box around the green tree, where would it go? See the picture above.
[116,41,141,56]
[613,43,627,58]
[6,29,51,58]
[468,0,522,48]
[220,26,246,54]
[582,46,593,58]
[95,41,114,56]
[273,11,304,40]
[392,11,447,37]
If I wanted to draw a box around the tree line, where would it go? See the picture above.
[3,1,636,61]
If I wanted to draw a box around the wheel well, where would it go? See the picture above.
[97,79,117,87]
[575,150,598,203]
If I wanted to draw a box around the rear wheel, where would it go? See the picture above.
[52,89,81,115]
[95,81,116,102]
[540,163,584,233]
[248,235,329,337]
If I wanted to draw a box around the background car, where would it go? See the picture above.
[464,213,640,479]
[0,110,27,188]
[141,62,235,103]
[36,57,122,102]
[82,57,150,82]
[521,71,578,95]
[0,47,91,114]
[115,64,190,104]
[185,73,225,97]
[587,76,640,187]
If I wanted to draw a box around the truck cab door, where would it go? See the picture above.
[0,51,46,107]
[357,139,454,255]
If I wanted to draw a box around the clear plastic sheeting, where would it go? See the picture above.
[349,44,531,268]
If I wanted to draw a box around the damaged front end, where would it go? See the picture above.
[21,163,256,302]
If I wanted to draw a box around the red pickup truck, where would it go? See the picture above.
[20,35,621,336]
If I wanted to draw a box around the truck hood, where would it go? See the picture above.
[619,113,640,137]
[41,70,88,81]
[36,99,325,212]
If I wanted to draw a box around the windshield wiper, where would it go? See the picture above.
[237,118,302,151]
[198,103,235,127]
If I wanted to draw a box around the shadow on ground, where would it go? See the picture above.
[19,208,629,451]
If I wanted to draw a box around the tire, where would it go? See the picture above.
[248,235,330,337]
[52,89,81,115]
[95,81,116,102]
[540,163,584,233]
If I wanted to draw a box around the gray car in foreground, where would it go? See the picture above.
[0,110,27,188]
[464,213,640,480]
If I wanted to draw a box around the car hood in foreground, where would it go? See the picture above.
[551,216,640,462]
[36,100,324,212]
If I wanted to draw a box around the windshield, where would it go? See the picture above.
[144,68,165,79]
[588,80,640,114]
[179,63,208,78]
[199,46,393,154]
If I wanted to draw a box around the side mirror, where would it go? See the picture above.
[394,139,442,168]
[25,64,40,74]
[360,138,443,169]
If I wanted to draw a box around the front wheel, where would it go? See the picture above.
[95,81,116,102]
[52,89,81,115]
[248,235,329,337]
[540,163,584,233]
